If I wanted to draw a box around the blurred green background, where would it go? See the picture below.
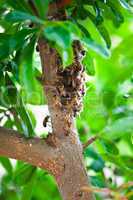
[0,0,133,199]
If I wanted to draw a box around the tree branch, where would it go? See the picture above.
[0,126,61,174]
[83,136,98,150]
[38,39,95,200]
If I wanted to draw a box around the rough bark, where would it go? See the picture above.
[0,39,95,200]
[0,127,60,172]
[0,125,94,200]
[0,3,95,197]
[53,135,94,200]
[38,39,95,200]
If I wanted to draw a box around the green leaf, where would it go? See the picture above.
[102,88,116,109]
[19,37,44,105]
[90,174,106,188]
[14,162,36,186]
[103,117,133,140]
[16,98,35,137]
[81,84,108,132]
[82,51,95,76]
[90,159,105,172]
[21,169,37,200]
[98,138,119,155]
[57,46,74,67]
[4,190,20,200]
[44,22,72,49]
[3,118,14,129]
[0,0,5,7]
[4,72,18,106]
[44,24,72,66]
[119,0,133,11]
[6,0,33,13]
[111,34,133,82]
[107,0,124,27]
[43,21,81,66]
[5,64,36,137]
[0,34,10,60]
[0,108,6,113]
[82,37,110,57]
[97,25,111,48]
[27,109,36,128]
[5,10,44,24]
[77,22,91,38]
[85,10,111,48]
[0,157,13,175]
[95,35,133,97]
[121,156,133,170]
[34,0,49,19]
[84,147,105,172]
[100,154,133,178]
[0,29,33,60]
[0,70,5,86]
[100,153,121,166]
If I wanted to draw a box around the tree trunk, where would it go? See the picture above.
[0,40,95,200]
[38,39,95,200]
[54,133,94,200]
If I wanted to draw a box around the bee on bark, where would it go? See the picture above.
[56,84,66,96]
[60,95,71,106]
[43,116,50,127]
[56,55,62,66]
[63,114,72,135]
[54,95,62,107]
[36,45,39,52]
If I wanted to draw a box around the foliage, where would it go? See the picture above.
[0,0,133,199]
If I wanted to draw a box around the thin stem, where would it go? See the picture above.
[83,136,98,150]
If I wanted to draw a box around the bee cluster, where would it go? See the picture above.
[56,41,86,117]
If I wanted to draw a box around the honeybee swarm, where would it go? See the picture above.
[56,40,86,117]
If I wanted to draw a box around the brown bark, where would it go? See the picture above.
[0,39,95,199]
[83,136,98,150]
[38,39,95,200]
[0,5,95,197]
[53,135,94,200]
[0,126,94,200]
[0,126,60,172]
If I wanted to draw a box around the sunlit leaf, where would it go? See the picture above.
[0,29,34,60]
[103,117,133,140]
[5,10,44,24]
[98,138,119,155]
[6,0,33,13]
[119,0,133,11]
[43,21,81,66]
[16,98,35,137]
[14,162,36,186]
[34,0,49,19]
[82,37,110,57]
[82,51,95,76]
[19,37,44,105]
[0,157,13,175]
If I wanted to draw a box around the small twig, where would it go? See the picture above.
[117,181,133,191]
[83,136,98,150]
[80,186,128,200]
[81,186,111,194]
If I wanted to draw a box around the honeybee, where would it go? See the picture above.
[43,116,50,127]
